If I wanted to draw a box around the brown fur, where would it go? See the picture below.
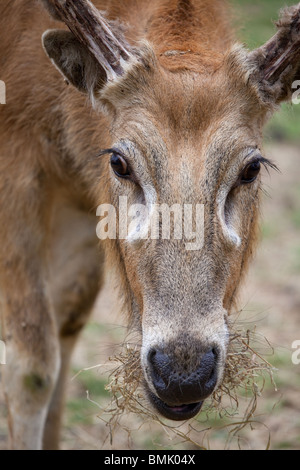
[0,0,299,449]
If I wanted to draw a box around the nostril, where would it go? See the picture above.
[210,348,218,378]
[147,348,171,387]
[198,348,218,393]
[148,348,157,363]
[212,347,218,357]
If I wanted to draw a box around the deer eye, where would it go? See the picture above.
[241,160,261,184]
[110,153,130,179]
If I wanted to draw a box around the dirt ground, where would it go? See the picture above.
[0,142,300,450]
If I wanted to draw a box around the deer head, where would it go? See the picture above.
[42,0,300,421]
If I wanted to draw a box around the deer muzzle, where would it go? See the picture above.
[146,346,219,420]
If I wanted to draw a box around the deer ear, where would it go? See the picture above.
[249,5,300,105]
[42,30,105,93]
[41,0,134,96]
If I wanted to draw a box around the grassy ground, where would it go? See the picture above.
[0,0,300,451]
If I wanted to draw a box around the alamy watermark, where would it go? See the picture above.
[291,340,300,365]
[0,80,5,105]
[0,340,6,365]
[292,81,300,105]
[96,197,204,251]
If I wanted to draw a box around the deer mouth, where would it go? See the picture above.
[148,390,203,421]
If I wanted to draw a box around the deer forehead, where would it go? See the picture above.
[101,43,265,121]
[102,48,265,179]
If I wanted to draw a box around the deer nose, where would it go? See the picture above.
[148,347,218,406]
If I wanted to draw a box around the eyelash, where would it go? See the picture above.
[259,157,279,173]
[238,156,278,185]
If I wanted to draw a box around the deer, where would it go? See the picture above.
[0,0,300,450]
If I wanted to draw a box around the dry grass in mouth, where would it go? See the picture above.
[80,321,277,450]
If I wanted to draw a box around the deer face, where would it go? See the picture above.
[97,49,266,419]
[43,2,300,420]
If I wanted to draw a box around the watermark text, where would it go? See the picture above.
[96,197,204,251]
[292,340,300,365]
[0,340,6,365]
[0,80,6,105]
[292,80,300,105]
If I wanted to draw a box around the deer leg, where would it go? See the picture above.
[0,236,60,450]
[42,204,104,450]
[42,335,82,450]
